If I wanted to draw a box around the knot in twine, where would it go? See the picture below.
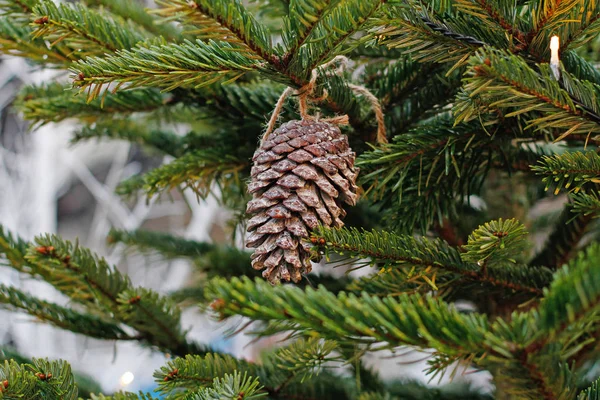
[262,56,387,145]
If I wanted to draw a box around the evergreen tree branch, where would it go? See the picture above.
[455,48,600,138]
[0,224,30,273]
[31,1,148,58]
[116,144,250,200]
[371,11,485,66]
[454,0,527,47]
[72,39,261,98]
[562,51,600,86]
[525,243,600,359]
[0,358,78,400]
[16,83,168,125]
[0,17,72,64]
[527,0,589,57]
[0,0,36,20]
[181,372,266,400]
[580,377,600,399]
[285,0,384,80]
[107,229,216,259]
[73,120,184,157]
[282,0,334,64]
[461,218,529,266]
[0,360,39,399]
[155,343,347,400]
[532,152,600,195]
[155,353,262,393]
[153,0,276,62]
[0,284,131,341]
[571,191,600,218]
[357,118,504,232]
[369,380,494,400]
[206,277,501,357]
[312,226,550,295]
[0,348,103,399]
[272,338,341,386]
[90,392,156,400]
[23,235,204,356]
[26,235,131,308]
[363,59,462,133]
[116,287,197,357]
[529,204,593,269]
[83,0,182,40]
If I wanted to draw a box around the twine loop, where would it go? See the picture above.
[262,56,387,145]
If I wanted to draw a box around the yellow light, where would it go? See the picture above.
[549,35,560,80]
[550,36,560,62]
[119,371,135,387]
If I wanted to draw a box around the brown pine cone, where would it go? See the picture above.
[246,119,359,283]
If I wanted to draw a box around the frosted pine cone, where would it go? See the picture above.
[246,120,359,283]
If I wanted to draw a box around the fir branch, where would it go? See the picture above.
[357,118,493,232]
[83,0,182,39]
[214,81,295,123]
[155,353,262,394]
[0,17,72,64]
[529,205,593,269]
[107,229,216,259]
[366,381,493,400]
[206,277,501,357]
[0,224,29,273]
[90,393,156,400]
[312,226,550,295]
[562,51,600,86]
[455,48,600,138]
[0,284,130,341]
[0,360,38,399]
[532,152,600,194]
[155,345,346,399]
[25,235,131,308]
[73,120,184,157]
[285,0,385,80]
[580,377,600,399]
[461,218,529,266]
[571,191,600,218]
[16,83,168,125]
[117,288,196,357]
[528,243,600,355]
[24,235,203,356]
[0,358,78,400]
[181,372,266,400]
[31,1,148,57]
[153,0,276,62]
[560,7,600,52]
[0,0,36,20]
[506,354,574,400]
[371,11,485,66]
[116,146,249,200]
[282,0,333,63]
[454,0,527,47]
[347,267,440,297]
[72,39,261,98]
[527,0,584,57]
[362,59,463,134]
[272,338,340,384]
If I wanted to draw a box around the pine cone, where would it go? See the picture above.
[246,120,359,283]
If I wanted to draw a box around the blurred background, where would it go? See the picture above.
[0,53,244,393]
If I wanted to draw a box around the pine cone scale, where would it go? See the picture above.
[246,120,359,283]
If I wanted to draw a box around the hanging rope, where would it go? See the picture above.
[262,56,387,145]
